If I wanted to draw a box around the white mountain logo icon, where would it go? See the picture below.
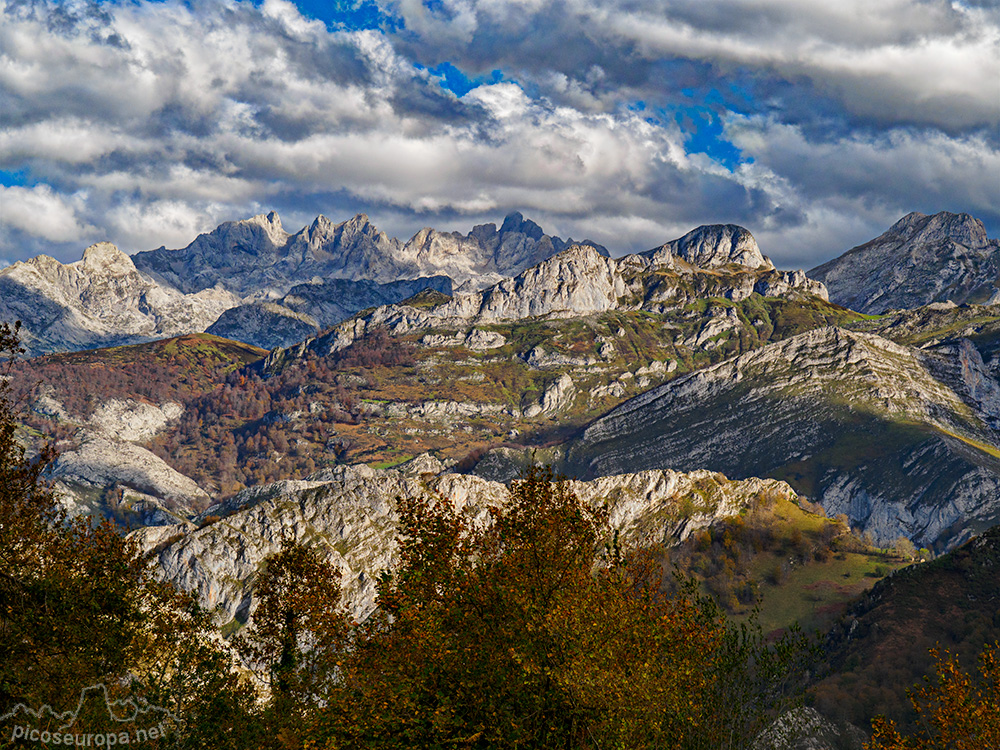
[2,684,181,745]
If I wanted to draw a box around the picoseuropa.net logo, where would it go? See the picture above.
[1,684,181,746]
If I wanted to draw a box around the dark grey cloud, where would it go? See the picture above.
[389,0,999,132]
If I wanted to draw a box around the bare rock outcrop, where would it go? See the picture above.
[288,235,827,362]
[138,461,799,625]
[132,210,605,295]
[38,395,209,522]
[566,326,1000,550]
[523,373,576,418]
[0,242,239,355]
[810,212,1000,313]
[87,399,184,443]
[53,434,210,511]
[644,224,774,270]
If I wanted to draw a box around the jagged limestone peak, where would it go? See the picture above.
[810,210,1000,313]
[887,211,990,249]
[81,241,137,275]
[499,211,544,240]
[238,210,287,245]
[645,224,773,270]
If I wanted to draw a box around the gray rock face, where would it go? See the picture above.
[523,373,576,418]
[132,212,294,294]
[136,461,799,625]
[644,224,774,270]
[206,276,452,350]
[0,242,240,356]
[754,708,866,750]
[288,239,826,361]
[53,435,209,508]
[564,327,1000,550]
[33,395,208,523]
[132,211,605,295]
[809,212,1000,313]
[206,302,320,351]
[87,399,184,443]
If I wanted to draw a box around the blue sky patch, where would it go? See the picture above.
[269,0,390,30]
[674,106,742,170]
[0,169,33,188]
[420,62,506,97]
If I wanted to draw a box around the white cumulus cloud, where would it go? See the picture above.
[0,0,996,268]
[0,184,97,245]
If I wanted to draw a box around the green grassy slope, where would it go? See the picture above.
[662,492,912,638]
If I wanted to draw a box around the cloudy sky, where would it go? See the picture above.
[1,0,998,269]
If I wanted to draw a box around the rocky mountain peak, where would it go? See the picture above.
[0,241,240,355]
[469,221,499,244]
[344,212,373,230]
[809,210,999,314]
[305,214,336,241]
[888,211,989,249]
[81,242,137,275]
[243,210,286,240]
[129,210,614,295]
[331,213,391,245]
[500,211,544,241]
[228,211,291,249]
[645,224,773,270]
[886,211,929,236]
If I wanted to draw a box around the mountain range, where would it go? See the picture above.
[5,207,1000,747]
[133,210,607,293]
[4,209,992,356]
[1,211,606,355]
[7,209,998,540]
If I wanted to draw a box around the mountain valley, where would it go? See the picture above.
[4,208,1000,748]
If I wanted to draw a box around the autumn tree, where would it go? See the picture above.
[307,467,807,749]
[866,642,1000,750]
[236,538,350,749]
[0,321,144,719]
[121,578,265,750]
[0,321,260,749]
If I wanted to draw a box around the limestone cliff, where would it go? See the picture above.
[0,242,239,356]
[810,212,1000,313]
[132,211,604,295]
[564,327,1000,550]
[135,460,798,625]
[280,237,827,361]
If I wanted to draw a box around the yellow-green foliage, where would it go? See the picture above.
[666,493,910,636]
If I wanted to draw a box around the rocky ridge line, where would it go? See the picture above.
[563,326,1000,549]
[0,243,240,356]
[132,211,607,295]
[810,211,1000,314]
[270,228,827,363]
[134,458,800,624]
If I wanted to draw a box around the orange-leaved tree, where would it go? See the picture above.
[0,321,143,716]
[0,320,261,750]
[306,466,807,750]
[236,538,350,750]
[866,642,1000,750]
